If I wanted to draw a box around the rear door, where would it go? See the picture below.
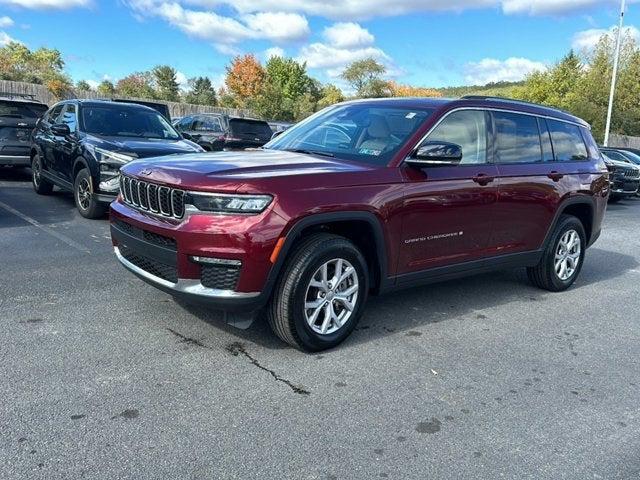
[398,109,499,275]
[491,113,587,254]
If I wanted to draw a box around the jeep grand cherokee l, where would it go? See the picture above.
[599,148,640,202]
[0,93,47,167]
[31,100,202,218]
[110,97,608,351]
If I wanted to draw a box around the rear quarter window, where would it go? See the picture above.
[547,119,588,162]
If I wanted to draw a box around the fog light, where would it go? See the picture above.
[190,256,241,266]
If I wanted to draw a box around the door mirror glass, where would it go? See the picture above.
[407,141,463,166]
[51,123,71,136]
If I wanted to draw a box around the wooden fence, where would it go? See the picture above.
[0,79,253,119]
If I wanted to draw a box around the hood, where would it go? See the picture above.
[121,149,372,190]
[603,156,638,170]
[84,134,202,159]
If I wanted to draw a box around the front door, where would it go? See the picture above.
[56,103,79,182]
[397,109,499,276]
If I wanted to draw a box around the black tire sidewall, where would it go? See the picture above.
[545,217,586,290]
[74,168,103,218]
[289,242,369,351]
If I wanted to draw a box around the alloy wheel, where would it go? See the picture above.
[77,178,91,211]
[304,258,359,335]
[555,229,581,281]
[32,157,41,187]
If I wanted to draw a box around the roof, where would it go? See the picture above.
[340,96,589,128]
[0,96,46,105]
[70,99,158,111]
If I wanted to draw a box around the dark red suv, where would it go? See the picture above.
[110,96,608,351]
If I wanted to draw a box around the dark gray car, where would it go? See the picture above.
[0,94,47,167]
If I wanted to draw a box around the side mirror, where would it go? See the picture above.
[51,123,71,137]
[406,141,463,167]
[270,130,284,141]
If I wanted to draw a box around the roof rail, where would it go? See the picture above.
[460,95,575,117]
[0,91,38,100]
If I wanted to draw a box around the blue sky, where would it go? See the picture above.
[0,0,638,91]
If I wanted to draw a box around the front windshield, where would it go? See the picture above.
[265,104,434,165]
[81,105,180,140]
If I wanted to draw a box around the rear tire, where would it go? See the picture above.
[31,154,53,195]
[267,233,369,352]
[527,215,585,292]
[74,168,106,219]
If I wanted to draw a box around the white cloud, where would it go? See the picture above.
[264,46,285,59]
[214,43,242,55]
[501,0,634,15]
[322,22,374,48]
[178,0,626,19]
[464,57,547,85]
[572,25,640,51]
[0,16,14,28]
[298,43,389,70]
[0,0,91,8]
[86,79,100,89]
[242,12,309,43]
[175,70,189,89]
[0,31,19,46]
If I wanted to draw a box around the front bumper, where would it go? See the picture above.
[0,154,30,166]
[110,199,285,311]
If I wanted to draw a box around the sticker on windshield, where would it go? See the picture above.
[406,112,416,119]
[358,148,382,156]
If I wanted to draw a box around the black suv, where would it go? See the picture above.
[0,93,47,167]
[31,100,202,218]
[174,113,273,151]
[600,148,640,201]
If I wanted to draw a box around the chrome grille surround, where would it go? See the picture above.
[120,174,186,219]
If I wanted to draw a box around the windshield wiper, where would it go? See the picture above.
[283,148,334,158]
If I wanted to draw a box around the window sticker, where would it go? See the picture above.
[406,112,416,119]
[358,148,382,156]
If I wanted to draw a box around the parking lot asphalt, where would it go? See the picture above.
[1,166,639,480]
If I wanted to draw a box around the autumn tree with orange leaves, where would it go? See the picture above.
[224,54,265,107]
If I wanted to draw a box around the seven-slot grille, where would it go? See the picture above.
[120,174,186,218]
[622,169,640,179]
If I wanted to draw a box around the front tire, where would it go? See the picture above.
[31,154,53,195]
[527,215,586,292]
[74,168,106,219]
[268,233,369,351]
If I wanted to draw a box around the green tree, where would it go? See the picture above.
[76,80,92,91]
[152,65,180,101]
[341,58,390,98]
[116,72,155,99]
[317,84,344,109]
[184,77,217,106]
[97,80,116,96]
[0,42,72,97]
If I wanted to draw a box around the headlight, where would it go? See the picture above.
[187,193,273,214]
[86,145,136,165]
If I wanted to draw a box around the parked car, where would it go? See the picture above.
[600,149,640,202]
[110,96,608,351]
[0,93,47,167]
[110,98,171,121]
[31,99,202,218]
[174,113,273,151]
[268,121,294,134]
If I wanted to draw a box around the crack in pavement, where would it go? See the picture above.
[166,328,212,349]
[226,342,311,396]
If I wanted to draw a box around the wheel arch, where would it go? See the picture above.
[543,196,596,250]
[266,212,389,296]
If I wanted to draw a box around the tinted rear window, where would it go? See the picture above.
[229,119,273,139]
[547,119,588,162]
[493,112,542,164]
[0,101,47,118]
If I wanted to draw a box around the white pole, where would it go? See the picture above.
[604,0,626,147]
